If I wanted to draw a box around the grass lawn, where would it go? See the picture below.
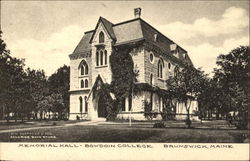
[0,120,85,130]
[0,120,249,143]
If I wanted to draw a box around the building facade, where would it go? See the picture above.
[69,11,198,120]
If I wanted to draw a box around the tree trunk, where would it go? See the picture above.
[216,109,219,120]
[187,109,191,128]
[14,112,17,122]
[6,106,10,123]
[185,99,192,128]
[6,113,10,123]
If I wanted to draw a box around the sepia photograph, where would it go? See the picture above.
[0,0,249,160]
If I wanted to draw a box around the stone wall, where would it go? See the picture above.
[70,56,92,91]
[69,90,89,120]
[91,22,113,84]
[130,46,145,83]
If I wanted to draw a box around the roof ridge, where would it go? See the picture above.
[113,18,140,26]
[139,18,187,52]
[100,16,114,25]
[89,16,116,43]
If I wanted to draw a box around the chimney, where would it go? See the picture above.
[134,8,141,18]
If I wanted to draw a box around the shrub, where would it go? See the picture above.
[153,122,166,128]
[184,118,192,128]
[143,100,155,120]
[160,112,167,121]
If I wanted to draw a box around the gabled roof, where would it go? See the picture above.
[73,32,93,53]
[89,17,116,43]
[70,17,192,65]
[86,74,104,101]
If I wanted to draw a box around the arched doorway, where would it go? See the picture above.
[97,96,108,118]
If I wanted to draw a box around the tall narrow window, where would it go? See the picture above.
[96,52,99,66]
[85,65,88,75]
[150,74,153,85]
[85,79,88,88]
[158,59,164,79]
[104,50,107,65]
[168,62,171,70]
[81,80,84,88]
[84,96,88,113]
[99,31,104,43]
[79,97,83,113]
[79,60,88,76]
[100,51,103,65]
[81,65,84,75]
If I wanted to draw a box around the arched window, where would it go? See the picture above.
[85,65,88,75]
[81,80,84,88]
[84,96,88,112]
[149,52,154,63]
[81,65,84,75]
[79,60,88,76]
[100,51,103,65]
[85,79,88,88]
[168,62,171,70]
[96,52,99,66]
[104,50,107,65]
[158,59,164,79]
[150,74,153,85]
[79,97,83,113]
[99,31,104,43]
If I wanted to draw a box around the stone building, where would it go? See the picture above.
[69,9,198,120]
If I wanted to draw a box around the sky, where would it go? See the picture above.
[1,1,249,76]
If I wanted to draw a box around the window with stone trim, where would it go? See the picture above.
[81,80,84,88]
[80,79,89,89]
[79,60,88,76]
[168,62,171,70]
[99,31,105,43]
[158,58,164,79]
[150,73,153,85]
[149,52,154,63]
[85,79,88,88]
[100,50,103,65]
[96,49,108,67]
[104,50,107,65]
